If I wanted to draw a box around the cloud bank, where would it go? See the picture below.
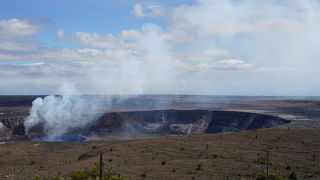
[1,0,320,95]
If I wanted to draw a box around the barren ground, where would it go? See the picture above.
[0,95,320,179]
[1,129,319,179]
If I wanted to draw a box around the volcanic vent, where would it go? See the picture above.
[26,110,290,141]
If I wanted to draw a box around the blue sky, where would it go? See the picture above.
[1,0,163,48]
[0,0,320,95]
[0,0,195,44]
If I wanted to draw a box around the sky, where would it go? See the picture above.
[0,0,320,96]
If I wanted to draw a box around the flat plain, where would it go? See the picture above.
[0,95,319,179]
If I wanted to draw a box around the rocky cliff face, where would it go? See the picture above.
[0,108,28,141]
[0,117,26,141]
[2,110,290,141]
[206,111,289,133]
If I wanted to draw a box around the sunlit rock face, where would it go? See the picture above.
[0,117,26,141]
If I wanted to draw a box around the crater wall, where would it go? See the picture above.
[88,110,290,136]
[3,110,290,141]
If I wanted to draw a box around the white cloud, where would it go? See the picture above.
[254,18,302,34]
[132,4,146,17]
[76,32,125,49]
[214,59,253,70]
[174,49,235,62]
[0,39,39,51]
[204,50,234,57]
[0,18,41,51]
[0,63,81,77]
[131,3,169,18]
[147,4,168,17]
[164,0,320,43]
[0,18,41,37]
[2,1,320,95]
[120,29,142,40]
[198,59,253,72]
[254,66,297,73]
[56,29,65,40]
[166,1,253,41]
[75,31,141,50]
[75,29,144,50]
[23,62,44,66]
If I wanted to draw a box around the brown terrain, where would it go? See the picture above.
[0,95,320,179]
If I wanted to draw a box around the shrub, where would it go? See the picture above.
[288,172,298,180]
[195,164,202,170]
[212,154,218,159]
[254,157,266,165]
[255,172,287,180]
[35,164,124,180]
[69,169,92,180]
[104,165,123,180]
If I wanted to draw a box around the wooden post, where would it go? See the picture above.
[99,153,103,180]
[266,146,269,180]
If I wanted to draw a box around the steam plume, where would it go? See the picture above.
[24,24,174,141]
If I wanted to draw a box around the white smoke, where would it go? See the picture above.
[24,82,106,141]
[24,24,174,141]
[86,24,174,95]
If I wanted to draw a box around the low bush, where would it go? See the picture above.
[288,172,298,180]
[34,164,125,180]
[255,172,287,180]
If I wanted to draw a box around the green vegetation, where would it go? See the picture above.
[288,172,298,180]
[140,171,147,178]
[255,172,287,180]
[286,165,291,171]
[195,164,202,171]
[254,156,272,166]
[33,164,125,180]
[212,154,218,159]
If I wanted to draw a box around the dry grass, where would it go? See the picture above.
[0,128,319,179]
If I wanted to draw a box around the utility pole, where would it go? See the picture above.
[266,146,269,180]
[99,153,103,180]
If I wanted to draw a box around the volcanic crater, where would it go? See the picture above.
[25,110,290,141]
